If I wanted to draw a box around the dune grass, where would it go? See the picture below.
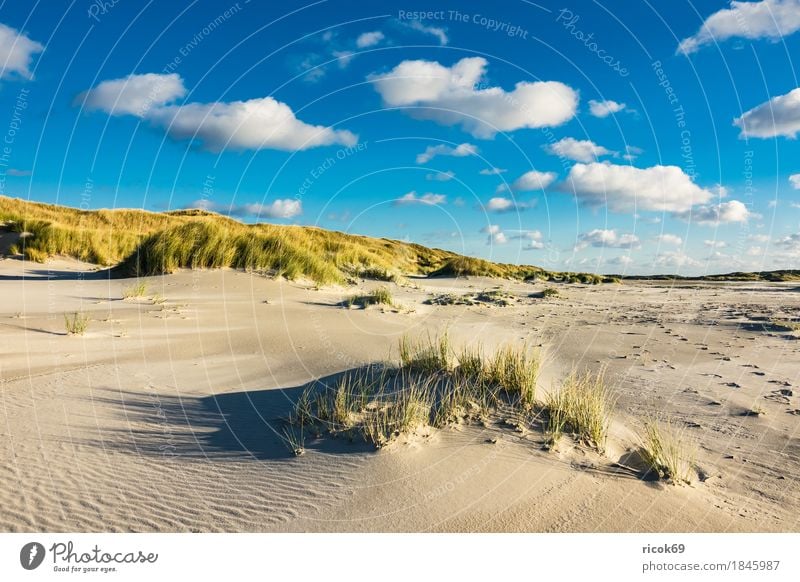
[64,312,90,335]
[544,369,613,452]
[638,419,695,484]
[487,345,539,408]
[346,287,393,308]
[399,332,453,374]
[122,280,148,299]
[0,195,616,286]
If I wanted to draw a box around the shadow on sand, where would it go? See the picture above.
[82,368,380,461]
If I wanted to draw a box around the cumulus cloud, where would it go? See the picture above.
[655,234,683,246]
[481,224,507,245]
[678,0,800,54]
[622,145,643,161]
[565,163,753,225]
[734,87,800,138]
[654,251,702,268]
[415,142,477,164]
[790,173,800,189]
[507,170,558,192]
[356,31,384,48]
[510,230,545,249]
[544,137,616,163]
[426,170,455,181]
[482,197,535,213]
[673,200,752,225]
[393,191,446,206]
[80,73,357,152]
[575,229,641,250]
[405,20,449,45]
[588,99,626,118]
[0,23,44,80]
[371,57,578,138]
[480,167,507,175]
[775,232,800,253]
[79,73,187,117]
[190,198,302,219]
[704,239,728,248]
[609,255,634,266]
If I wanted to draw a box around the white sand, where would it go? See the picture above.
[1,256,799,532]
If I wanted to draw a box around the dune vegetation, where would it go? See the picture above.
[1,195,612,285]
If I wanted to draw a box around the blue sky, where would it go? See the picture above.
[1,0,800,275]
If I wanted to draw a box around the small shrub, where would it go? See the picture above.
[64,312,90,335]
[544,369,613,452]
[122,280,148,299]
[542,287,560,298]
[638,419,695,484]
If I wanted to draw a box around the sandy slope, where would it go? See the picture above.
[1,256,799,532]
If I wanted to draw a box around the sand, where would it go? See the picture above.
[1,255,799,532]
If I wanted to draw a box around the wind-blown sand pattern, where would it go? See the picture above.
[1,256,799,532]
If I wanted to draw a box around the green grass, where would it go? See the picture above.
[488,345,539,408]
[122,280,148,299]
[541,287,560,298]
[638,419,695,484]
[399,332,452,374]
[64,312,90,335]
[346,287,393,308]
[544,369,613,452]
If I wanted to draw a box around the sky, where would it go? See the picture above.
[1,0,800,275]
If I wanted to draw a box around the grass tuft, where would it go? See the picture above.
[399,332,452,374]
[544,368,613,452]
[638,419,695,484]
[122,280,148,299]
[346,287,393,308]
[488,345,539,408]
[64,312,90,335]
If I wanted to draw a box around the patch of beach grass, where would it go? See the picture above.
[122,280,148,300]
[544,368,613,452]
[346,287,393,308]
[64,311,90,335]
[638,419,695,484]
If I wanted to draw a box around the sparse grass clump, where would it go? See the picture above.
[542,287,560,298]
[544,369,613,452]
[122,280,148,299]
[64,311,90,335]
[488,346,539,408]
[638,419,695,484]
[399,332,452,374]
[346,287,393,308]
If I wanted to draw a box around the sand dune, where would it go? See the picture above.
[1,255,799,532]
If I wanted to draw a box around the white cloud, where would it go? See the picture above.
[0,22,44,80]
[426,170,455,181]
[654,251,702,268]
[588,99,626,118]
[480,167,507,175]
[655,234,683,246]
[544,137,616,163]
[678,0,800,54]
[790,173,800,189]
[415,142,477,164]
[79,73,186,117]
[483,197,535,213]
[190,198,302,219]
[565,162,715,213]
[734,87,800,138]
[674,200,752,225]
[622,145,643,161]
[776,233,800,253]
[393,191,446,206]
[481,224,507,245]
[507,170,558,192]
[746,245,764,256]
[406,20,449,45]
[748,233,771,242]
[609,255,634,266]
[704,239,728,248]
[371,57,578,138]
[510,230,545,249]
[332,50,355,68]
[81,73,356,152]
[356,31,384,48]
[575,229,641,250]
